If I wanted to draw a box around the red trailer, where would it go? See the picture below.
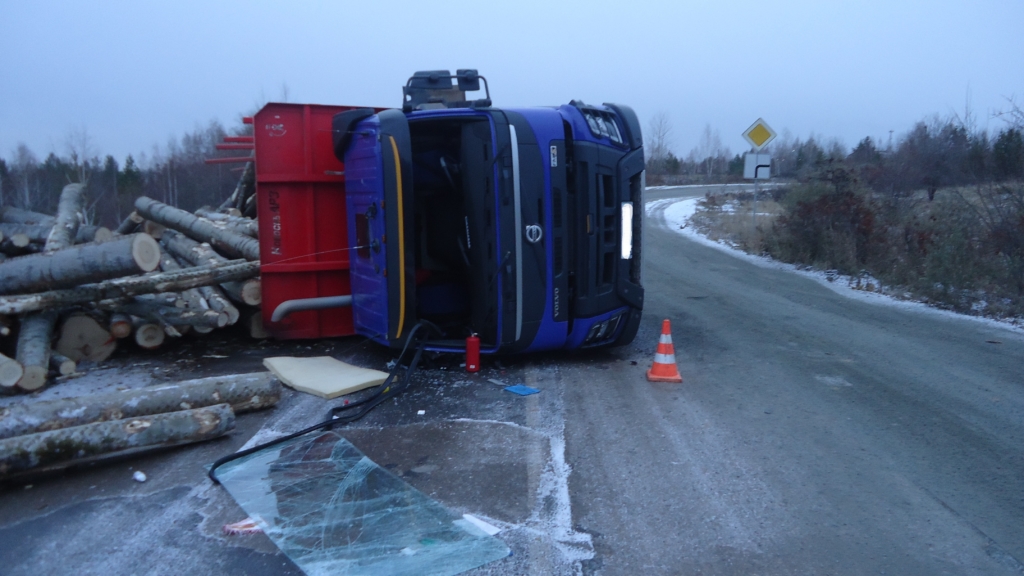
[253,103,380,340]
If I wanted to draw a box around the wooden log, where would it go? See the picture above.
[0,233,161,295]
[0,372,279,440]
[0,259,258,315]
[115,211,144,235]
[0,206,55,227]
[0,224,49,244]
[109,313,132,339]
[135,196,259,260]
[55,314,116,363]
[0,223,110,246]
[161,230,261,305]
[0,352,24,389]
[15,311,56,391]
[197,284,239,325]
[133,319,165,350]
[76,225,112,244]
[0,404,235,478]
[142,219,166,239]
[194,208,258,238]
[49,351,76,376]
[116,301,225,330]
[0,237,41,258]
[245,308,270,339]
[158,250,206,311]
[45,183,85,252]
[243,191,257,218]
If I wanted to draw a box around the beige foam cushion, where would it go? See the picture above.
[262,356,389,399]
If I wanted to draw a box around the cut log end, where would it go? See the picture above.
[49,352,76,376]
[132,234,162,272]
[134,323,165,350]
[0,353,24,388]
[17,366,47,391]
[56,315,117,363]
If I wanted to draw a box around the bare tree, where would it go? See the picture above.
[65,126,97,183]
[995,95,1023,130]
[693,124,725,177]
[11,143,38,208]
[645,112,674,174]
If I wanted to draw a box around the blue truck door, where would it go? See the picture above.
[344,110,416,348]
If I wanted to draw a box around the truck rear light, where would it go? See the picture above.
[621,202,633,259]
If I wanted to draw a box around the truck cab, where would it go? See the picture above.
[337,70,645,354]
[255,70,643,353]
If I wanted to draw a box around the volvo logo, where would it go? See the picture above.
[525,224,543,244]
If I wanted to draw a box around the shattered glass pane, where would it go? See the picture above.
[215,430,510,576]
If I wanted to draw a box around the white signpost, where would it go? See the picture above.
[741,118,777,226]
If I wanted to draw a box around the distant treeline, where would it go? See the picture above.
[0,120,251,228]
[646,112,1024,189]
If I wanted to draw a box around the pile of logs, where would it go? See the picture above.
[0,172,264,395]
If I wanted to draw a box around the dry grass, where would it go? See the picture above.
[690,192,784,254]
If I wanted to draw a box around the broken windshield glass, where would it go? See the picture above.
[215,429,510,576]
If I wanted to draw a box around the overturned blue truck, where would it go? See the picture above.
[258,70,645,354]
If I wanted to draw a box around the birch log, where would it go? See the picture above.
[133,320,165,350]
[0,233,161,295]
[0,352,24,388]
[49,352,76,376]
[76,225,112,244]
[15,311,57,391]
[161,230,261,305]
[55,314,116,362]
[0,259,258,315]
[115,211,144,235]
[219,161,253,211]
[0,206,55,227]
[0,404,235,478]
[135,196,259,260]
[116,302,225,330]
[0,223,110,246]
[0,372,279,439]
[194,208,258,238]
[45,183,85,251]
[109,313,132,339]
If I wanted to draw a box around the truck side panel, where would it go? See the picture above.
[255,103,356,339]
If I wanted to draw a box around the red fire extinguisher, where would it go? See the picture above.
[466,333,480,373]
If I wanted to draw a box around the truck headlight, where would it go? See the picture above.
[621,202,633,259]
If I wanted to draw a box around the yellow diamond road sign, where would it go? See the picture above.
[743,118,776,150]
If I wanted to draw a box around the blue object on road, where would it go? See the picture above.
[504,385,540,396]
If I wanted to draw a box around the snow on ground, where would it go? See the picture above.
[646,197,1024,336]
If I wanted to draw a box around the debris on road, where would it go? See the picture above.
[504,384,540,396]
[263,356,388,399]
[223,517,263,535]
[133,470,147,482]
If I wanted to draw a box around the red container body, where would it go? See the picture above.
[466,335,481,372]
[254,103,366,339]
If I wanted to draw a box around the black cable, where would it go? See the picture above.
[208,320,438,484]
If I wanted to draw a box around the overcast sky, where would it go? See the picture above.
[2,0,1022,164]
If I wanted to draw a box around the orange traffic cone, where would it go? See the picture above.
[646,319,683,383]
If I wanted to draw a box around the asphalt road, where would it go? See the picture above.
[564,185,1024,575]
[2,185,1022,575]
